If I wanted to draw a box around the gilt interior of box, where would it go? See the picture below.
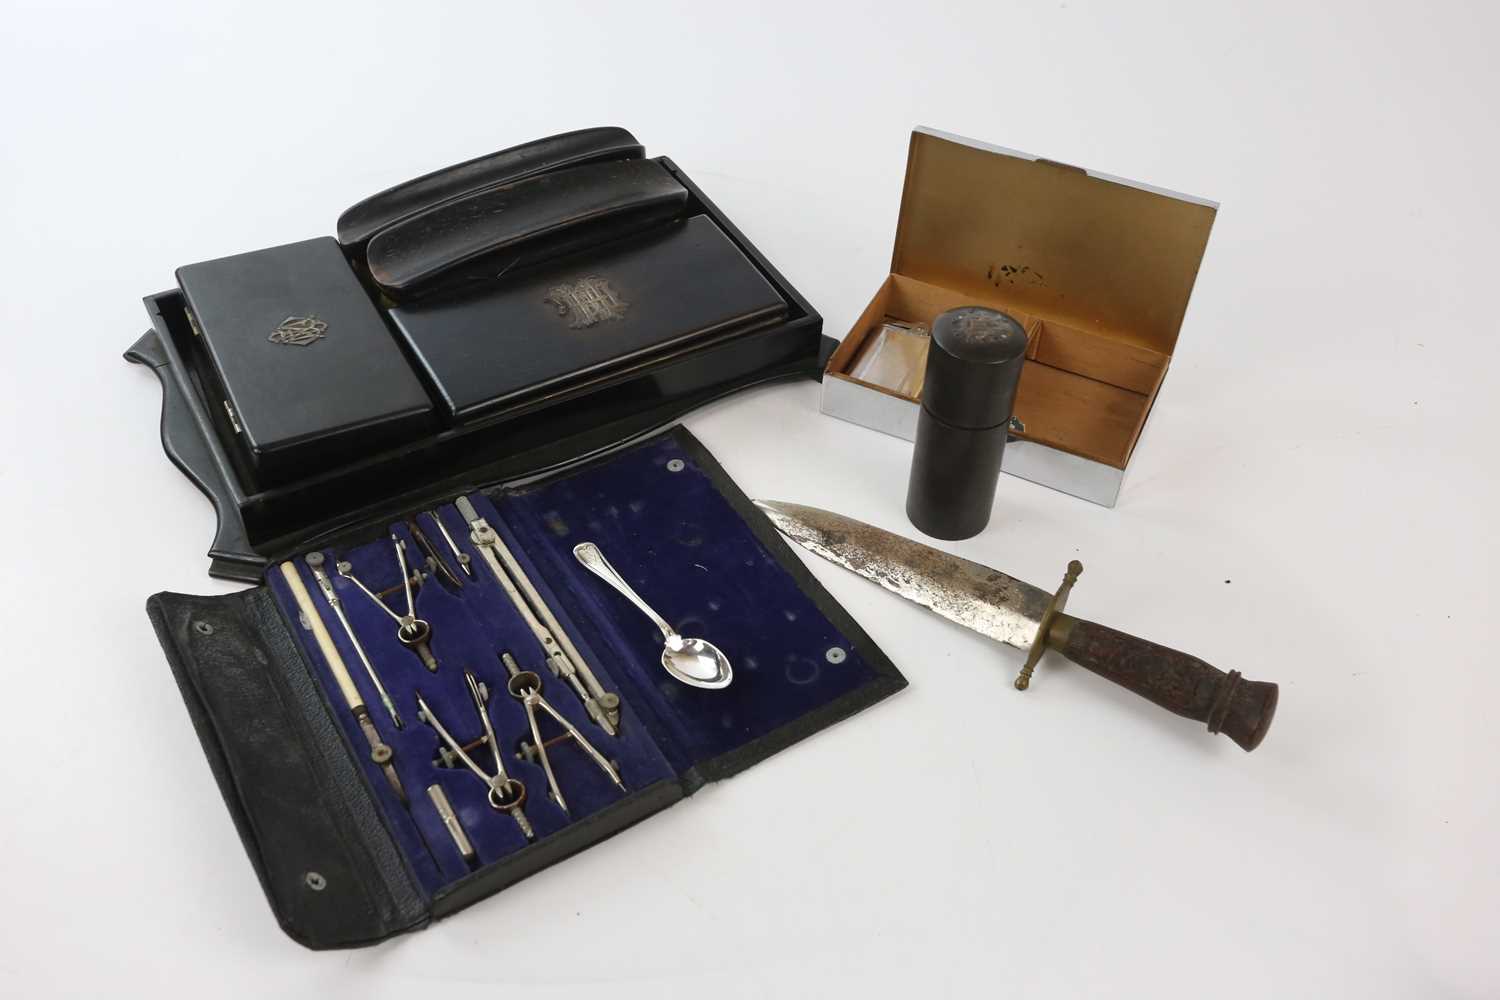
[264,431,889,893]
[821,130,1218,476]
[829,273,1171,469]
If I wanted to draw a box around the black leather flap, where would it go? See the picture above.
[147,588,428,948]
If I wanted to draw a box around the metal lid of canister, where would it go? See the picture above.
[922,306,1028,429]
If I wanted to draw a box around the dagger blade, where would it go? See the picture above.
[754,501,1052,652]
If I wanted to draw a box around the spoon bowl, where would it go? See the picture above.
[661,636,733,689]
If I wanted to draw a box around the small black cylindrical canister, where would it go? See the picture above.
[905,306,1028,539]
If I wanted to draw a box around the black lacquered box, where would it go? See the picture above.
[130,129,904,948]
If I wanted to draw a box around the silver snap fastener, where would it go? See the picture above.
[304,871,327,891]
[666,459,686,472]
[825,647,846,664]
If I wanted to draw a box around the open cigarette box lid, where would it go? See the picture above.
[821,127,1218,507]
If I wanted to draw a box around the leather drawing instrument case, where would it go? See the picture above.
[146,428,905,949]
[130,130,904,949]
[129,127,827,582]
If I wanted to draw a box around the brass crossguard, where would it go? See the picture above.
[1015,560,1083,691]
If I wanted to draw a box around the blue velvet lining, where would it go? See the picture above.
[267,514,677,894]
[495,435,878,775]
[266,432,878,899]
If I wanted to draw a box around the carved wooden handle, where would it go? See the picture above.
[1049,614,1278,751]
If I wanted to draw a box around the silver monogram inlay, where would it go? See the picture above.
[543,276,628,329]
[268,315,328,346]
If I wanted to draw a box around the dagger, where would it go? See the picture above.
[754,501,1278,752]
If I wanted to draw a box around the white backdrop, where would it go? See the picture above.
[2,1,1496,996]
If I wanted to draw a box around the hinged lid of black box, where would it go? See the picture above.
[178,236,435,482]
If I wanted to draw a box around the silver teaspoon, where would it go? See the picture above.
[572,542,733,690]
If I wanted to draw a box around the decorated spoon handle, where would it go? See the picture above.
[572,543,677,640]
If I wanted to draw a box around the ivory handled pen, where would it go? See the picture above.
[278,560,408,803]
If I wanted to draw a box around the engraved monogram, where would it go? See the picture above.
[268,315,328,346]
[542,276,628,329]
